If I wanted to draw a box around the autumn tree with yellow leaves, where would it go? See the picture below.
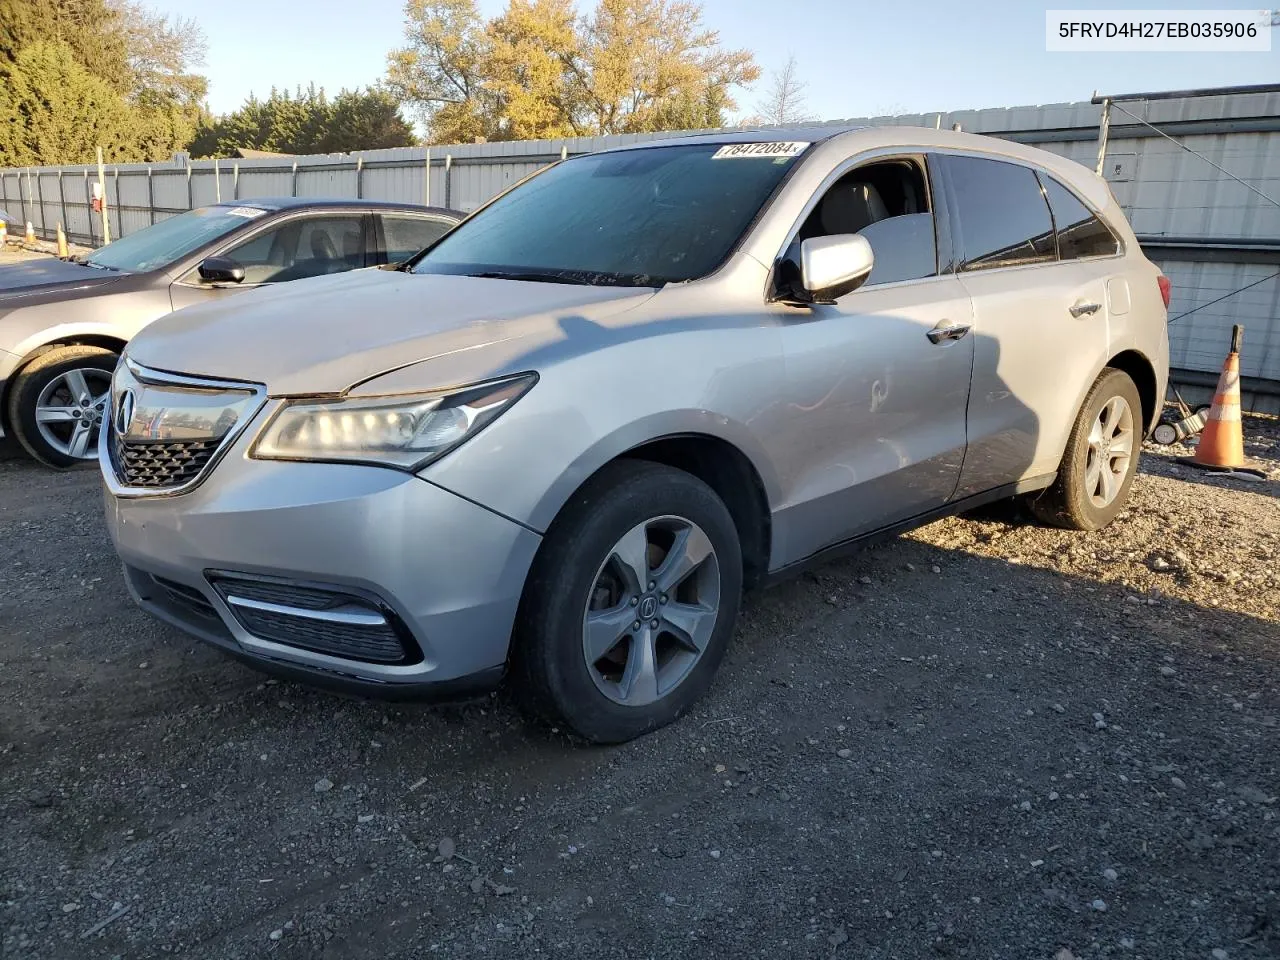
[387,0,760,143]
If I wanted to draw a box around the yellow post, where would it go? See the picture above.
[96,146,110,244]
[56,223,69,258]
[0,218,7,246]
[24,220,35,244]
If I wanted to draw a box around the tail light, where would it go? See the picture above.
[1157,274,1172,309]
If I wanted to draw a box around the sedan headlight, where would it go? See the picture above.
[252,373,536,469]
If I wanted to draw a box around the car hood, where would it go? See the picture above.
[0,258,126,301]
[126,268,658,395]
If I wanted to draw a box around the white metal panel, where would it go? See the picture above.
[1157,259,1280,381]
[295,167,359,197]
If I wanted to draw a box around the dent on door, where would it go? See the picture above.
[768,277,976,564]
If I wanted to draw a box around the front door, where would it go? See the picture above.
[769,155,975,563]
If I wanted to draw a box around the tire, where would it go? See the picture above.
[6,345,118,468]
[512,460,743,743]
[1029,368,1143,531]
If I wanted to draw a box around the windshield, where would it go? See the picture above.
[85,205,270,272]
[413,142,809,286]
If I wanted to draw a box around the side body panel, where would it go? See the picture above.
[768,277,974,560]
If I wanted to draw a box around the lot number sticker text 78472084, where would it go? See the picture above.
[711,142,809,160]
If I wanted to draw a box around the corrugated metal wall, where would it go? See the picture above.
[2,92,1277,395]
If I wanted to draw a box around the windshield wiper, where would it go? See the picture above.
[72,257,119,271]
[465,268,664,288]
[466,270,593,286]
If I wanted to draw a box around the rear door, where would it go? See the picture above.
[939,153,1113,496]
[376,213,457,266]
[169,211,372,311]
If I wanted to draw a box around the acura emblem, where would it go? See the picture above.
[114,389,136,436]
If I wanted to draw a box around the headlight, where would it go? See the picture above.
[252,373,536,469]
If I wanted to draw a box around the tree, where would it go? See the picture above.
[387,0,496,143]
[187,86,417,157]
[753,54,813,126]
[0,0,130,88]
[388,0,759,143]
[0,0,208,163]
[0,40,138,165]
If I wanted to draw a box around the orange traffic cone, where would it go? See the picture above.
[0,218,7,246]
[24,220,35,244]
[1181,325,1264,478]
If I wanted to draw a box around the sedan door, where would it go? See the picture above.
[770,154,975,562]
[169,212,372,312]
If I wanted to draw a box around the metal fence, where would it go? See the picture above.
[3,90,1279,405]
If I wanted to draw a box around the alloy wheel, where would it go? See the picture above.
[1084,395,1134,508]
[582,515,721,707]
[34,367,112,460]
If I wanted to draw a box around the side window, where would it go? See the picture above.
[795,157,938,287]
[222,215,365,284]
[381,215,453,263]
[1040,175,1120,259]
[945,155,1056,271]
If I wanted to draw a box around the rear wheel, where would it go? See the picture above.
[1030,368,1142,531]
[512,461,743,743]
[7,346,117,468]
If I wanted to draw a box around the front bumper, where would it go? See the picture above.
[103,456,542,696]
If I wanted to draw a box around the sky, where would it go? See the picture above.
[152,0,1280,122]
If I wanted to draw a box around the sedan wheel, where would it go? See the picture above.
[6,345,120,468]
[34,367,112,460]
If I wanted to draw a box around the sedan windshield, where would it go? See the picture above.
[84,205,270,272]
[414,142,809,286]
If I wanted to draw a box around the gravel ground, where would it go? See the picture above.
[1,420,1278,960]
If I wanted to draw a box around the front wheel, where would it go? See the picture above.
[6,345,118,468]
[1030,368,1143,530]
[512,461,743,743]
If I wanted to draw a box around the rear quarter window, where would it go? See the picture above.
[1040,175,1121,259]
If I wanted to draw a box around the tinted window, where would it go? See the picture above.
[221,215,364,284]
[415,142,807,286]
[946,155,1055,270]
[382,215,452,263]
[1041,175,1120,259]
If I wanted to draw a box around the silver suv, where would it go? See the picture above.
[100,127,1169,743]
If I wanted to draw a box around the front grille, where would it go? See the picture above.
[209,575,419,665]
[112,434,219,488]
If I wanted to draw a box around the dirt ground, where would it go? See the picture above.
[0,421,1277,960]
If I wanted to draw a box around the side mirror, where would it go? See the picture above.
[798,234,874,303]
[198,256,245,284]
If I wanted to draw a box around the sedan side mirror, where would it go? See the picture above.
[798,234,874,303]
[198,256,245,284]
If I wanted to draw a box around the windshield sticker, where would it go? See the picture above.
[711,141,809,160]
[226,206,268,218]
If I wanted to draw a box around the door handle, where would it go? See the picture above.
[1069,300,1102,318]
[926,321,972,344]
